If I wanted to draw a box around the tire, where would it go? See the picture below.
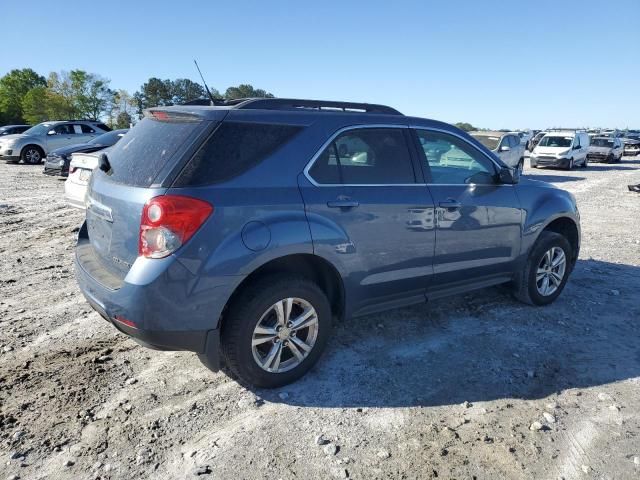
[513,231,572,306]
[21,145,44,165]
[581,157,588,168]
[566,158,574,170]
[517,159,524,175]
[220,275,332,388]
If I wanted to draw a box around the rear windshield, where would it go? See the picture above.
[105,117,202,187]
[471,134,500,150]
[174,121,303,186]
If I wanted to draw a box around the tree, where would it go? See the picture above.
[70,70,113,120]
[115,111,132,129]
[0,68,47,124]
[454,122,477,132]
[133,78,173,113]
[21,87,49,124]
[171,79,207,104]
[224,84,274,100]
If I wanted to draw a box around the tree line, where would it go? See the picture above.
[0,68,274,129]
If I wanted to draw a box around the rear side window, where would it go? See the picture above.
[81,124,96,134]
[174,122,303,186]
[309,128,415,185]
[105,117,202,187]
[96,123,112,132]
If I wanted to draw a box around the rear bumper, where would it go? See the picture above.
[64,180,87,209]
[74,221,245,368]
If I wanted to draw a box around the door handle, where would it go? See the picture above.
[327,199,359,209]
[439,199,462,209]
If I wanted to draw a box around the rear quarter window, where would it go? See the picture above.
[174,122,303,187]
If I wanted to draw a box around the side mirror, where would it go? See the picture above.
[500,146,510,152]
[47,129,56,136]
[498,166,519,184]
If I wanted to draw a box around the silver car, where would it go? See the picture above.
[0,120,111,164]
[469,131,526,173]
[64,150,104,209]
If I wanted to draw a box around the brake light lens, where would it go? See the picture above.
[139,195,213,258]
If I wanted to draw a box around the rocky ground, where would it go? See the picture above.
[1,158,639,480]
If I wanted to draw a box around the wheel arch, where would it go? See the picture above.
[219,253,345,329]
[20,143,45,158]
[539,216,580,265]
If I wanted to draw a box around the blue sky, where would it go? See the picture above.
[3,0,639,129]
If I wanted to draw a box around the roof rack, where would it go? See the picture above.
[203,98,402,115]
[546,128,587,132]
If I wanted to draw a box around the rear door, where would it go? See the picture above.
[84,113,210,281]
[412,128,522,287]
[47,124,77,150]
[299,126,435,311]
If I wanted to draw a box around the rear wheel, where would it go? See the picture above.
[21,145,44,165]
[221,275,332,388]
[513,231,572,306]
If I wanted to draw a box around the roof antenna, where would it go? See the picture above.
[193,59,216,105]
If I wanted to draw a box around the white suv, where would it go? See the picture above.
[0,120,111,164]
[530,130,590,170]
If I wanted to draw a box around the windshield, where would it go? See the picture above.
[471,134,500,150]
[89,130,128,146]
[22,123,52,136]
[591,138,613,148]
[538,136,572,148]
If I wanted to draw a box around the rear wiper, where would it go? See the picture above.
[98,152,112,175]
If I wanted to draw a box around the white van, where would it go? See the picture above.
[530,130,590,170]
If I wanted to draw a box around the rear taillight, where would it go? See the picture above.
[139,195,213,258]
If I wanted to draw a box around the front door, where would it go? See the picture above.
[412,128,522,287]
[299,126,436,313]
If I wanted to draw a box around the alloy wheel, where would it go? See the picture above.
[536,246,567,296]
[25,148,41,164]
[251,297,319,373]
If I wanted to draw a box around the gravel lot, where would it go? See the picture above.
[1,158,639,480]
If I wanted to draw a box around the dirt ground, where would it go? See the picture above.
[1,157,639,480]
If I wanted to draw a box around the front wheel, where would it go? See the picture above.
[220,275,332,388]
[513,231,572,306]
[566,158,574,170]
[21,146,44,165]
[517,159,524,175]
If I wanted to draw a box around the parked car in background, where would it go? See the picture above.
[65,150,107,209]
[0,120,111,164]
[469,131,525,172]
[0,125,31,136]
[587,137,624,163]
[74,98,581,387]
[527,131,547,152]
[44,129,128,177]
[530,130,589,169]
[517,130,532,145]
[622,138,640,156]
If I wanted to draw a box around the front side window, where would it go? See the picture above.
[415,130,496,185]
[509,135,520,148]
[308,128,415,185]
[54,124,74,135]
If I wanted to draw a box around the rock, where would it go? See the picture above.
[278,392,289,400]
[545,402,558,410]
[633,456,640,465]
[3,345,14,353]
[598,393,613,402]
[315,434,328,446]
[581,465,591,473]
[136,448,152,465]
[530,421,544,431]
[95,355,112,363]
[609,405,620,412]
[193,465,212,476]
[9,452,23,460]
[8,475,20,480]
[324,443,338,456]
[543,412,556,423]
[332,468,348,478]
[461,401,472,408]
[16,309,25,314]
[125,378,137,386]
[64,459,75,467]
[11,430,25,441]
[92,461,103,470]
[376,450,391,459]
[609,289,620,296]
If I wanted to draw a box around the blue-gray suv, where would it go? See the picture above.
[75,98,580,387]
